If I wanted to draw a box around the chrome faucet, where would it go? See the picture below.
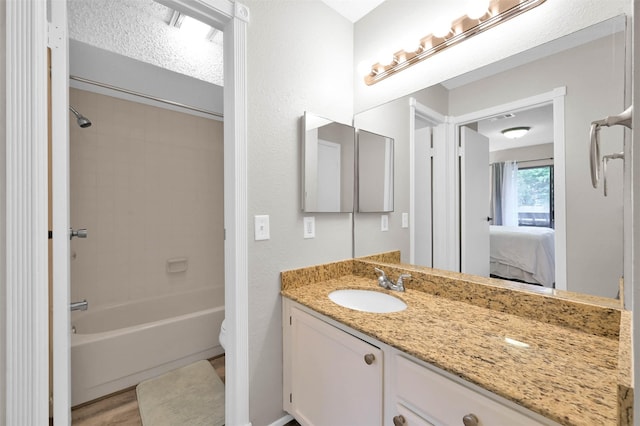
[374,268,411,292]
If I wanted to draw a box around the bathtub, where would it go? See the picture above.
[71,286,224,406]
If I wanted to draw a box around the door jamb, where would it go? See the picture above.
[409,98,446,266]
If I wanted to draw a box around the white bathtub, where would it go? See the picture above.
[71,286,224,406]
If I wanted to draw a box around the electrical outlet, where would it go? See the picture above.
[402,212,409,228]
[254,215,270,241]
[304,217,315,239]
[381,214,389,232]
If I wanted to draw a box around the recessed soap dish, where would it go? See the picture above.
[166,257,188,273]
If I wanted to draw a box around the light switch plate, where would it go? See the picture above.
[381,214,389,232]
[254,215,270,241]
[402,212,409,228]
[304,216,315,239]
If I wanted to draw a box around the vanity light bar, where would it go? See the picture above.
[363,0,547,86]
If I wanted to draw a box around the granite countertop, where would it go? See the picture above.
[281,255,632,426]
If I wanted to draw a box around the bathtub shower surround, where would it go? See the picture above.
[69,88,225,405]
[69,88,224,306]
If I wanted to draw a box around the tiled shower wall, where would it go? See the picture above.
[69,88,224,308]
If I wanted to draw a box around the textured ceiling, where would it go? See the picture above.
[68,0,224,86]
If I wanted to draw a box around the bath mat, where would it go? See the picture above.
[136,360,224,426]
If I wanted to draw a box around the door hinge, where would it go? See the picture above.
[290,393,292,403]
[48,230,52,240]
[47,23,66,49]
[289,316,292,325]
[458,145,464,157]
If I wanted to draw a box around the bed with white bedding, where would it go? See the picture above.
[489,225,555,287]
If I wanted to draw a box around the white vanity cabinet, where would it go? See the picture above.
[283,299,557,426]
[283,304,383,425]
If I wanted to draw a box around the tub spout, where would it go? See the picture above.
[70,300,88,311]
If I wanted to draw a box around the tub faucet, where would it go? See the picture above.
[374,268,410,292]
[70,300,88,312]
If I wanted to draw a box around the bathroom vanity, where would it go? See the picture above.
[281,253,632,426]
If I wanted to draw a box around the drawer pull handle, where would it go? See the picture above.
[364,353,375,365]
[462,413,479,426]
[393,415,406,426]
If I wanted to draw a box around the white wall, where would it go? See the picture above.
[0,1,6,421]
[448,34,625,298]
[243,1,354,424]
[354,0,630,112]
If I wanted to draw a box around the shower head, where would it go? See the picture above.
[69,106,92,128]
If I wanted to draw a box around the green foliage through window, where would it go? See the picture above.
[517,165,553,227]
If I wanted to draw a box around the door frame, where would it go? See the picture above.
[450,87,567,289]
[409,98,446,267]
[9,1,251,424]
[5,1,50,423]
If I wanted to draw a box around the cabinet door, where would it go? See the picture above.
[289,307,383,426]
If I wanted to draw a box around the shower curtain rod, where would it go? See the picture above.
[517,157,554,164]
[69,75,223,119]
[490,157,553,165]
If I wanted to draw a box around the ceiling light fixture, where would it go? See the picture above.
[501,126,531,139]
[361,0,546,85]
[169,10,218,42]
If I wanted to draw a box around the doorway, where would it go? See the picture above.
[459,104,556,287]
[42,1,251,424]
[452,88,567,290]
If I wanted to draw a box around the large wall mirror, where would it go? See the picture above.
[302,112,355,213]
[353,15,629,303]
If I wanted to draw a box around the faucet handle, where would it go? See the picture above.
[374,268,389,289]
[397,274,411,286]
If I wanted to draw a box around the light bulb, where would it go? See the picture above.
[179,16,212,39]
[432,21,452,38]
[466,0,490,19]
[402,37,422,54]
[357,60,373,77]
[377,51,395,67]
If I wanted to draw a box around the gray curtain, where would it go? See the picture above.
[490,162,504,225]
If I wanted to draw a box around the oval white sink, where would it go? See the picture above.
[328,289,407,313]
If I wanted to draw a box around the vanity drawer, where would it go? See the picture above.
[394,403,435,426]
[394,355,546,426]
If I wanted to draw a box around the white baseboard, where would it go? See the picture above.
[268,413,294,426]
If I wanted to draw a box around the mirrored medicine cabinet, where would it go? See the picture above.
[301,112,394,213]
